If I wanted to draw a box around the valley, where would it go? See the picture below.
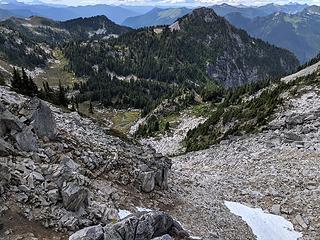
[0,2,320,240]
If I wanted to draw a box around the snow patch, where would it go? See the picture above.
[118,207,152,219]
[118,209,132,219]
[136,207,152,212]
[225,201,302,240]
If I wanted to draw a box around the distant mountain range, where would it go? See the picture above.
[121,3,309,28]
[123,7,192,28]
[0,1,150,24]
[0,1,310,25]
[212,2,308,18]
[225,5,320,63]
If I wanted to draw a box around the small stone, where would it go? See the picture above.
[295,214,308,229]
[280,206,293,215]
[17,193,28,203]
[271,204,281,215]
[31,171,45,182]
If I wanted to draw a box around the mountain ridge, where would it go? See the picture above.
[225,5,320,63]
[122,7,192,28]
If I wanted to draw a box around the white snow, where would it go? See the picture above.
[136,207,153,212]
[225,201,302,240]
[118,207,152,219]
[118,209,132,219]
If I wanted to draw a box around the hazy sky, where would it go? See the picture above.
[4,0,319,6]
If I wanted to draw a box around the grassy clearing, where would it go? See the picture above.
[34,49,84,88]
[189,102,213,117]
[78,101,141,134]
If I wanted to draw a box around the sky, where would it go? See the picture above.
[2,0,319,6]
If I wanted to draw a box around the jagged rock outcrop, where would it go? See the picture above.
[69,211,189,240]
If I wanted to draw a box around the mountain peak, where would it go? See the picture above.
[181,7,219,23]
[303,5,320,14]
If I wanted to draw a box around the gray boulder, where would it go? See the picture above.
[69,225,104,240]
[29,98,57,140]
[140,171,156,193]
[15,126,38,152]
[61,182,89,212]
[155,168,169,190]
[283,132,302,143]
[103,211,188,240]
[0,109,23,136]
[152,234,173,240]
[135,211,174,240]
[0,137,14,156]
[0,162,11,194]
[104,216,139,240]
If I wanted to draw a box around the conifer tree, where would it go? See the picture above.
[11,68,38,96]
[58,80,68,107]
[89,101,94,114]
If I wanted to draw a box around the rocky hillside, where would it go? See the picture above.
[0,15,130,70]
[130,60,320,239]
[171,62,320,239]
[0,86,192,240]
[225,5,320,63]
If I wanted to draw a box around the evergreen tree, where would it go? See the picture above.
[75,97,79,110]
[89,101,94,114]
[58,80,68,107]
[165,121,170,131]
[70,96,76,111]
[11,68,22,90]
[11,68,38,96]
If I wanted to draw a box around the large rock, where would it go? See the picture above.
[0,137,14,156]
[283,132,302,143]
[28,98,57,140]
[152,235,173,240]
[14,126,38,152]
[140,171,156,193]
[0,109,23,136]
[69,225,104,240]
[103,211,188,240]
[0,162,11,194]
[155,168,169,190]
[61,182,89,212]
